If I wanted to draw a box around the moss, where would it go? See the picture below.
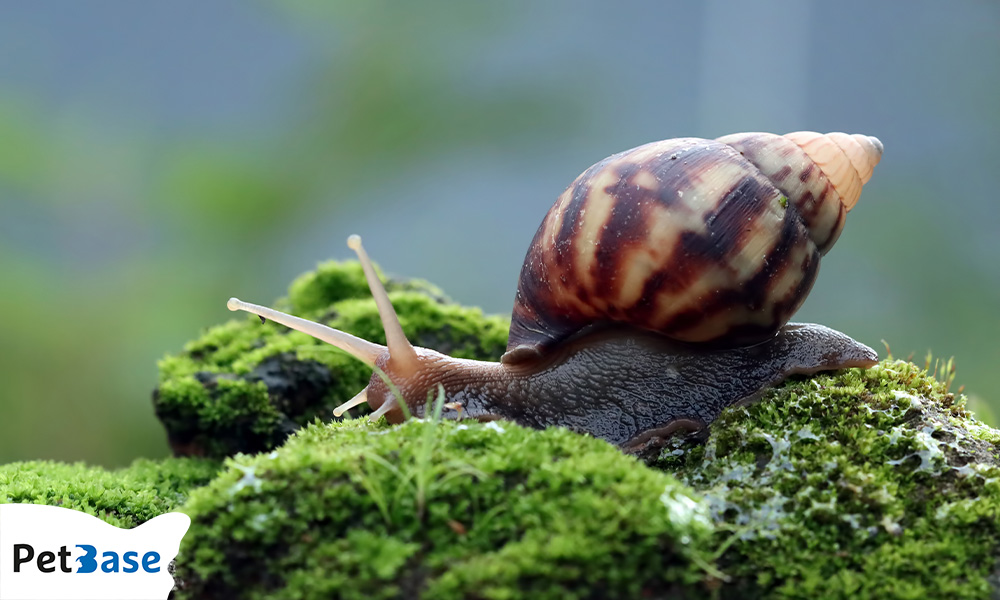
[0,457,220,528]
[174,417,717,599]
[287,260,450,315]
[154,260,510,458]
[649,360,1000,599]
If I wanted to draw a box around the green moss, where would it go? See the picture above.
[287,260,450,315]
[174,418,716,599]
[154,260,510,458]
[0,457,220,528]
[650,360,1000,599]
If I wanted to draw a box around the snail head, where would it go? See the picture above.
[228,235,450,423]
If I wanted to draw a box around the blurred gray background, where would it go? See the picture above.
[1,1,996,465]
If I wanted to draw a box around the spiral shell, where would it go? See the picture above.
[507,131,882,356]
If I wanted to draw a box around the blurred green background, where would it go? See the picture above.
[1,1,997,466]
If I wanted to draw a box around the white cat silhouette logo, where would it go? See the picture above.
[0,504,189,600]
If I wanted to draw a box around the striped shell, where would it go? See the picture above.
[507,131,882,355]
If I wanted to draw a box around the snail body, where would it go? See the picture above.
[228,131,882,450]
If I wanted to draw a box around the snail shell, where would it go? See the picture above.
[507,131,883,358]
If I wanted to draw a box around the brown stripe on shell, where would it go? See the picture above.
[591,161,656,309]
[646,183,789,342]
[719,241,821,346]
[817,197,847,251]
[717,205,816,342]
[798,162,814,182]
[683,174,773,261]
[776,243,820,322]
[546,175,604,319]
[772,164,793,182]
[643,140,708,208]
[509,226,590,352]
[624,169,784,340]
[603,141,762,323]
[659,203,816,346]
[508,227,553,348]
[555,171,594,267]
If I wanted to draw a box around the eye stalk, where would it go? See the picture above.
[227,235,422,421]
[224,296,383,366]
[346,235,419,373]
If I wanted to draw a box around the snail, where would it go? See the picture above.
[227,131,883,450]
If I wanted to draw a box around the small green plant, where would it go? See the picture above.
[923,352,960,393]
[882,341,962,394]
[351,383,485,526]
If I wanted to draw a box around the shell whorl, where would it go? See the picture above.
[718,131,882,250]
[506,131,882,357]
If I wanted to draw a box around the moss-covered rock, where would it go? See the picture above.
[154,260,509,459]
[174,417,717,600]
[651,360,1000,599]
[0,457,219,528]
[166,359,1000,599]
